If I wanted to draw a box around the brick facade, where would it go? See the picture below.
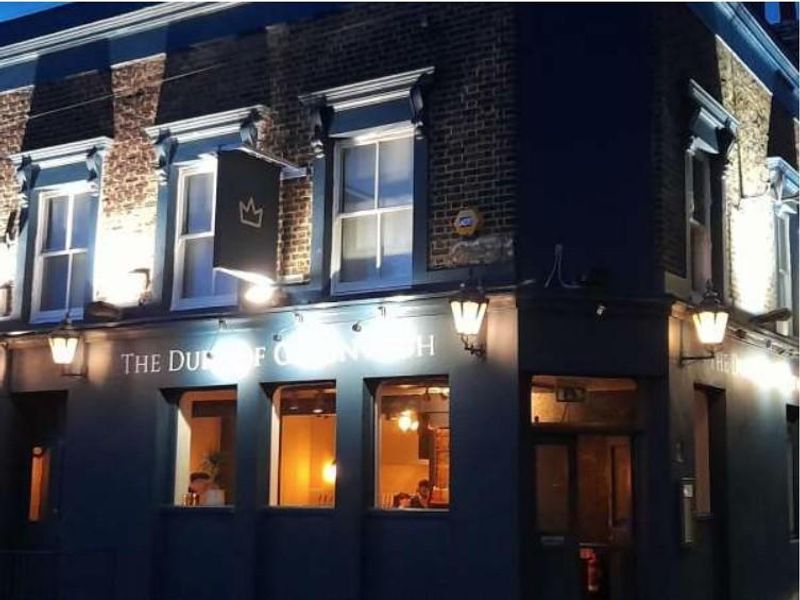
[0,2,518,307]
[652,4,798,317]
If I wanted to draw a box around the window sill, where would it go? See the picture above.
[171,295,237,312]
[331,280,412,297]
[366,507,449,517]
[30,308,84,325]
[260,506,335,515]
[160,505,234,515]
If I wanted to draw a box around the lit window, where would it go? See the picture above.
[173,389,236,506]
[269,383,336,507]
[28,446,51,522]
[33,189,94,321]
[531,376,638,427]
[333,134,413,293]
[688,152,713,293]
[376,379,449,510]
[173,162,237,309]
[788,405,798,540]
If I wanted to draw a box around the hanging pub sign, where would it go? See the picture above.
[213,149,282,285]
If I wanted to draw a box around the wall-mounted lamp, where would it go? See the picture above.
[48,319,85,376]
[450,280,488,357]
[680,283,729,365]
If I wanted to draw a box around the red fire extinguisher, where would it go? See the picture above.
[585,549,601,594]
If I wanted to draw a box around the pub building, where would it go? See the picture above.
[0,3,797,600]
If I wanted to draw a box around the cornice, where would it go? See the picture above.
[0,3,232,69]
[145,105,267,145]
[9,136,113,170]
[299,66,435,111]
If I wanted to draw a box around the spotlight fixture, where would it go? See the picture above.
[244,282,275,306]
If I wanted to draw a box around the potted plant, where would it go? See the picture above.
[200,450,226,506]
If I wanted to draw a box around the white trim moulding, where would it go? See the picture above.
[0,3,231,69]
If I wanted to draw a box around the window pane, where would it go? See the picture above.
[378,137,413,208]
[342,144,375,213]
[44,196,68,252]
[272,384,337,507]
[536,444,570,533]
[531,376,638,427]
[380,209,412,281]
[340,215,377,283]
[174,390,236,506]
[184,172,214,234]
[692,156,708,224]
[70,193,92,250]
[377,380,450,509]
[68,251,88,310]
[40,255,68,311]
[182,237,214,299]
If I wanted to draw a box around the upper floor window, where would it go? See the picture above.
[688,152,713,293]
[33,187,95,322]
[333,132,414,293]
[173,162,237,310]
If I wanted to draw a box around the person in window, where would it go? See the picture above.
[409,479,431,509]
[393,492,411,508]
[188,472,212,505]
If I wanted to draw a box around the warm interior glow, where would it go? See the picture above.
[450,298,488,336]
[174,389,236,506]
[272,384,336,507]
[48,334,79,365]
[692,309,729,346]
[244,283,275,305]
[28,446,50,522]
[323,461,337,485]
[378,380,450,509]
[397,410,419,432]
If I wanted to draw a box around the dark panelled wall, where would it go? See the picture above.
[515,4,657,297]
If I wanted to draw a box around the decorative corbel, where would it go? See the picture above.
[85,146,104,195]
[239,108,263,148]
[309,104,333,158]
[409,72,433,139]
[15,156,38,208]
[154,130,178,185]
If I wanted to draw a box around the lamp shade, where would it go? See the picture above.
[48,321,80,365]
[692,284,729,346]
[450,282,488,337]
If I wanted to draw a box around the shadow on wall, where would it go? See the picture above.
[21,40,114,152]
[155,28,270,126]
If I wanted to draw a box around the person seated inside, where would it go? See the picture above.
[393,492,411,508]
[409,479,431,509]
[188,472,212,504]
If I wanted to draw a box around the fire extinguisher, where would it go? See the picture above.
[586,550,601,594]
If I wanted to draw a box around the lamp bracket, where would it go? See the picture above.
[460,335,486,358]
[679,350,716,366]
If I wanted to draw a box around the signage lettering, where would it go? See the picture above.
[119,333,437,377]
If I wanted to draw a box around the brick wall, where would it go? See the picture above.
[0,2,517,307]
[652,5,797,317]
[0,88,32,288]
[93,57,165,304]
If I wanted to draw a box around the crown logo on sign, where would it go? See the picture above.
[239,197,263,229]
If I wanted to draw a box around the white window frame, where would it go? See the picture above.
[31,182,94,323]
[331,128,415,295]
[172,160,238,311]
[687,151,713,295]
[775,210,793,335]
